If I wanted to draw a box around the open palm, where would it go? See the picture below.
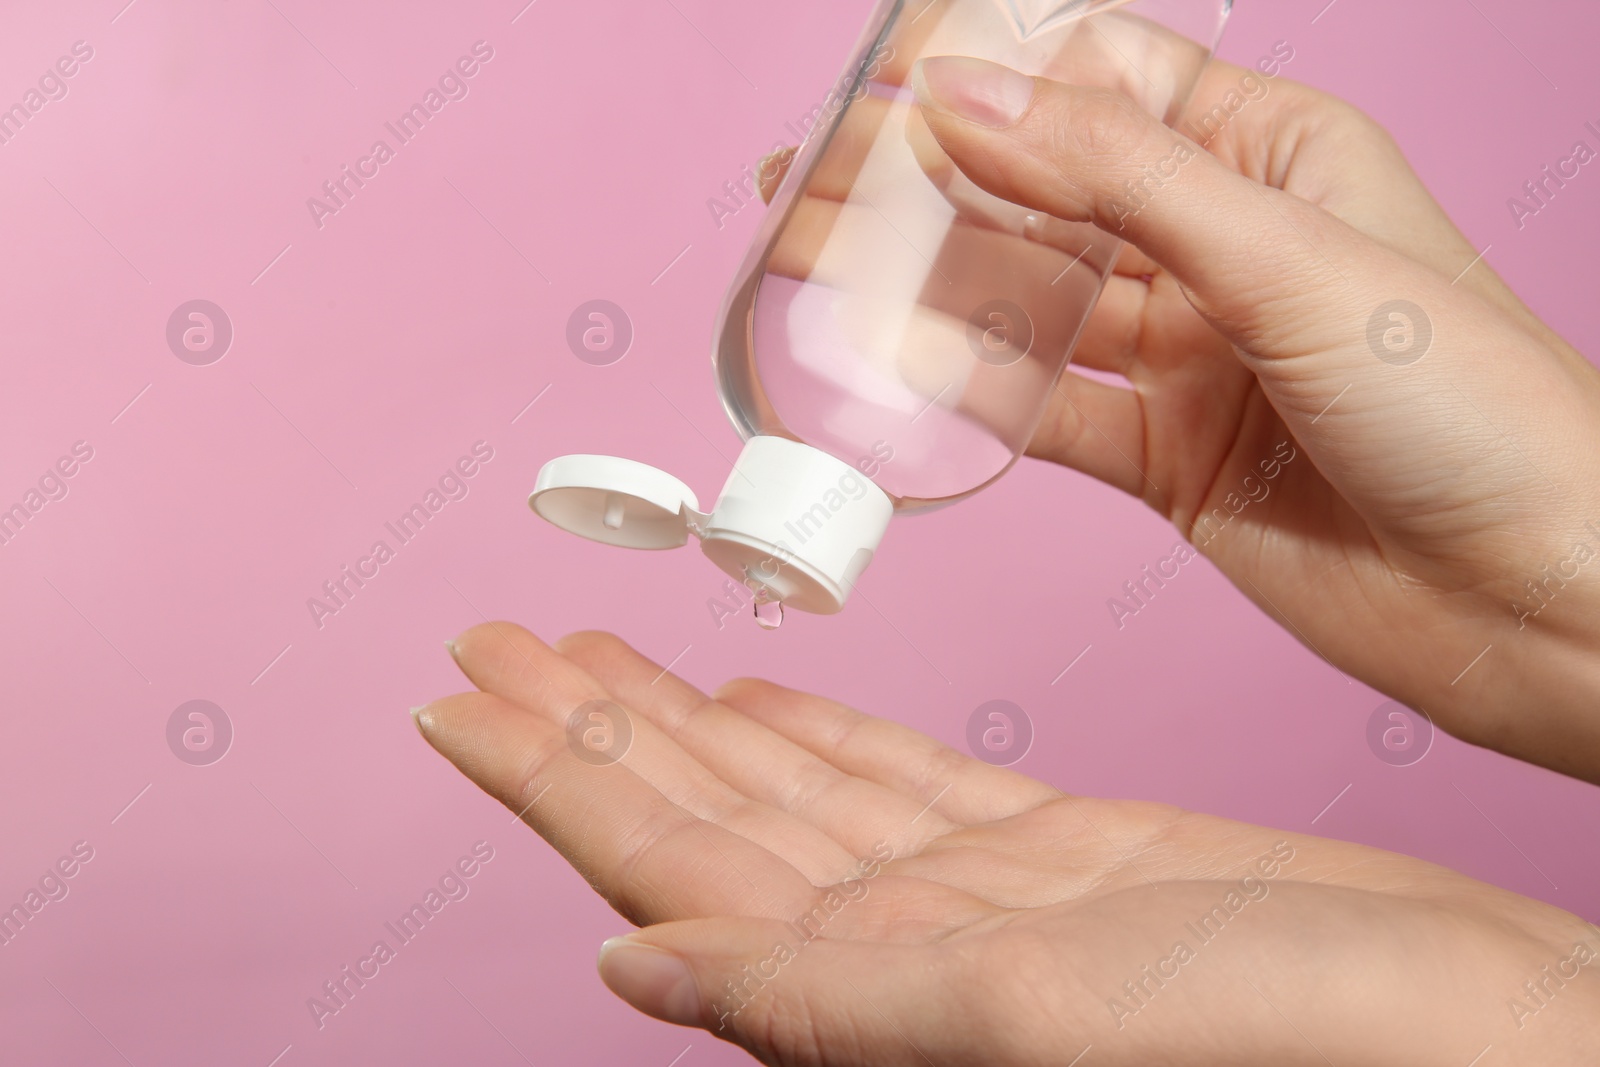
[416,623,1596,1065]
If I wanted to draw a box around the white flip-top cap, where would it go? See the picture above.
[529,436,893,614]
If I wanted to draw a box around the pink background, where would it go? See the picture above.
[1,0,1596,1063]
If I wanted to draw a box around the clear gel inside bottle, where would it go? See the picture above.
[714,0,1228,511]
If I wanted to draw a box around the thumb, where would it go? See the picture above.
[596,918,983,1064]
[910,56,1396,363]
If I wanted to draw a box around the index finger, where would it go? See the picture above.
[413,688,820,928]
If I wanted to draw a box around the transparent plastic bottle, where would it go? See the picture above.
[719,0,1229,509]
[533,0,1230,620]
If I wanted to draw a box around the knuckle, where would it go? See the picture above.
[1067,88,1151,163]
[1329,99,1387,142]
[1298,87,1398,153]
[912,743,970,800]
[607,809,689,895]
[508,727,568,808]
[1027,86,1175,225]
[667,691,721,741]
[775,761,844,818]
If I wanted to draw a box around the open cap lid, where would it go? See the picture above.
[529,454,703,550]
[530,437,894,614]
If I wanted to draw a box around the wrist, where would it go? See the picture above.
[1404,604,1600,783]
[1380,511,1600,782]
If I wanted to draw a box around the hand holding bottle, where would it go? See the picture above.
[757,55,1600,780]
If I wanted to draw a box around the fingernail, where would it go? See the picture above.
[597,938,701,1027]
[409,705,428,731]
[444,639,459,660]
[912,56,1035,128]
